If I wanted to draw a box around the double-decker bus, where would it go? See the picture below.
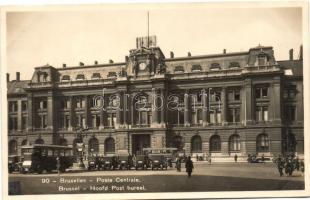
[20,144,74,173]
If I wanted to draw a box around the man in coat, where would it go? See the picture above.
[185,156,194,177]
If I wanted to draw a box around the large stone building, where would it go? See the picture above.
[7,37,304,161]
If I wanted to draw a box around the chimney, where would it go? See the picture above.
[223,49,226,54]
[6,73,9,82]
[170,51,174,58]
[109,59,114,64]
[62,63,66,68]
[289,49,294,60]
[79,62,84,66]
[299,45,303,60]
[94,61,98,65]
[188,52,191,57]
[16,72,20,81]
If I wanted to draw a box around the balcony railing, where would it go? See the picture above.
[131,124,151,128]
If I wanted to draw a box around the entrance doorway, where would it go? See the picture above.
[132,134,151,155]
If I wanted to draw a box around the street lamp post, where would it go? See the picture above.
[71,126,88,171]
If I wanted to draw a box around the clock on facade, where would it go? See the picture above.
[139,62,147,70]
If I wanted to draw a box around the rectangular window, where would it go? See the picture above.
[179,110,184,124]
[262,88,268,98]
[258,57,266,66]
[22,116,27,130]
[141,111,147,124]
[197,109,202,124]
[9,117,18,130]
[191,112,196,124]
[9,101,18,112]
[228,91,234,101]
[255,88,261,99]
[234,91,240,100]
[65,115,70,129]
[22,101,27,111]
[235,108,240,122]
[228,109,234,122]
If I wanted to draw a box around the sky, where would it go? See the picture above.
[6,4,303,80]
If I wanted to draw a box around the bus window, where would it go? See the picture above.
[48,149,53,156]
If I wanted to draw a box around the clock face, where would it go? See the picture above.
[139,62,147,70]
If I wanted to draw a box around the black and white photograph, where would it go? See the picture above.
[1,1,309,199]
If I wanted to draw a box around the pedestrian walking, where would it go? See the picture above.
[176,157,181,172]
[185,156,194,177]
[276,157,284,177]
[234,154,238,163]
[208,155,212,165]
[56,156,60,176]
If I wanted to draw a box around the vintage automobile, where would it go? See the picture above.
[134,155,149,170]
[117,155,132,170]
[148,154,168,170]
[88,156,99,170]
[99,156,116,170]
[8,155,22,173]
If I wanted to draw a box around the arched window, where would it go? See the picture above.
[21,139,28,146]
[9,140,18,155]
[229,134,240,152]
[88,137,99,155]
[104,137,115,154]
[209,135,221,152]
[191,135,202,152]
[59,138,68,146]
[76,74,85,80]
[256,134,269,152]
[35,138,44,144]
[61,75,70,81]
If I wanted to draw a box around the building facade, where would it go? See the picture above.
[7,37,304,161]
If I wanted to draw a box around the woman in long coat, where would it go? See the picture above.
[185,156,194,177]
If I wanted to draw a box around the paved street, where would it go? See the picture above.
[9,163,304,195]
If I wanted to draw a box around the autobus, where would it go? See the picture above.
[142,147,179,167]
[20,144,74,173]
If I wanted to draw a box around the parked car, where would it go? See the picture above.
[148,154,168,170]
[8,155,22,173]
[135,155,149,170]
[117,155,132,170]
[88,156,99,170]
[99,156,116,170]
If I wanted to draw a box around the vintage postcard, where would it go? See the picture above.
[1,1,309,199]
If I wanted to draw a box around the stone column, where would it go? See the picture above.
[69,96,74,131]
[184,90,190,126]
[221,87,227,125]
[17,100,22,131]
[123,92,128,128]
[116,93,122,129]
[84,95,89,128]
[27,93,33,132]
[272,76,281,124]
[160,88,165,127]
[152,88,159,126]
[47,91,55,130]
[99,107,105,130]
[202,89,208,127]
[244,79,253,125]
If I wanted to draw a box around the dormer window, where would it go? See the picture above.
[174,66,184,73]
[107,72,117,78]
[210,63,221,71]
[91,73,101,79]
[192,65,202,72]
[76,74,85,80]
[229,62,240,69]
[61,75,70,82]
[256,52,269,66]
